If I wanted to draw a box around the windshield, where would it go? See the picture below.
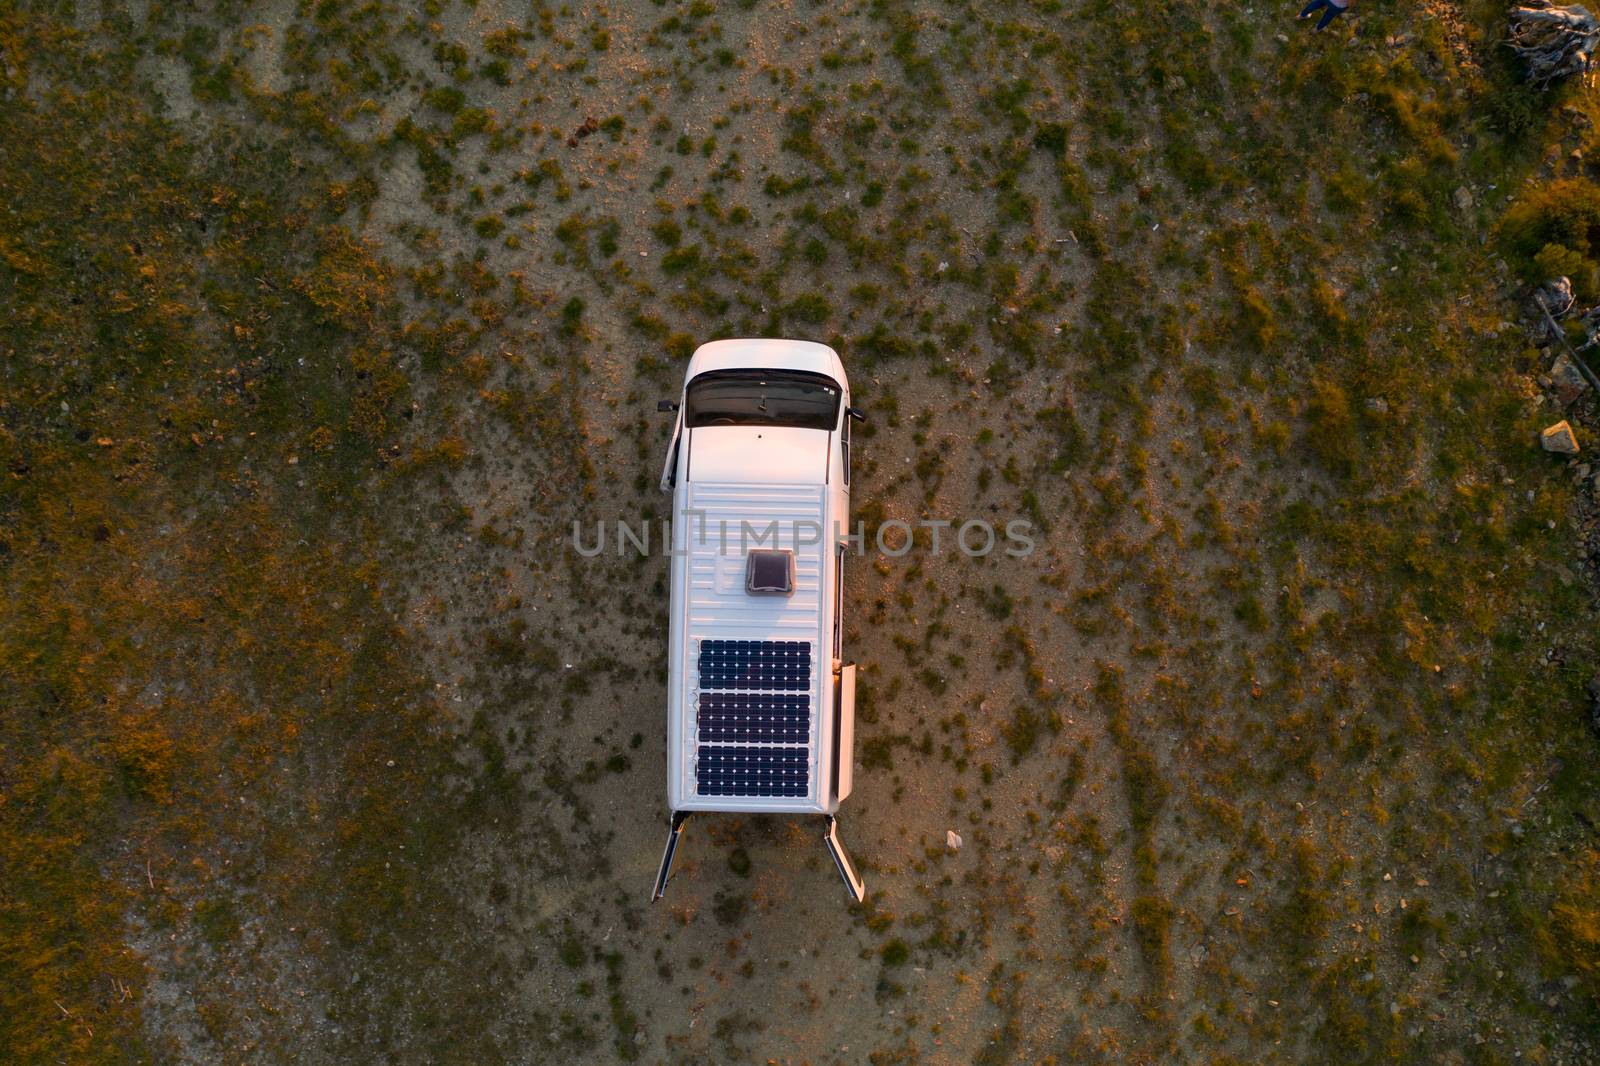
[684,369,841,430]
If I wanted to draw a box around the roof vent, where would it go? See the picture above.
[745,549,795,596]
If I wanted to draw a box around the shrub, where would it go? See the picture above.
[1324,166,1365,214]
[665,332,696,360]
[1235,285,1278,352]
[712,891,746,925]
[1534,242,1599,297]
[1280,837,1329,963]
[194,898,239,948]
[1483,78,1546,143]
[650,217,681,246]
[1304,376,1356,478]
[1500,179,1600,296]
[112,725,175,801]
[783,292,831,324]
[560,297,585,335]
[660,244,701,275]
[596,218,620,257]
[1130,895,1173,987]
[1002,705,1041,763]
[425,86,465,113]
[1539,847,1600,1007]
[1031,122,1069,156]
[293,226,392,330]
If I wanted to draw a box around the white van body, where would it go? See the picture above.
[652,339,863,901]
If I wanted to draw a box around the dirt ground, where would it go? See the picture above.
[4,1,1600,1064]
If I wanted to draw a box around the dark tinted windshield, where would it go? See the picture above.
[684,369,842,430]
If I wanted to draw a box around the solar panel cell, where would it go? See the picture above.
[695,745,809,798]
[698,693,810,743]
[697,639,811,691]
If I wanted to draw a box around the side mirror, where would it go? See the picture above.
[847,406,866,423]
[657,400,679,413]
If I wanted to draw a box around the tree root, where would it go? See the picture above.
[1510,1,1600,87]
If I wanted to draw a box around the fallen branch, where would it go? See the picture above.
[1535,287,1600,394]
[1509,1,1600,87]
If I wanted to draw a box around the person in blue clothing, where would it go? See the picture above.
[1297,0,1350,30]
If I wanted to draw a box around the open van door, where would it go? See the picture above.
[659,405,682,493]
[834,663,856,804]
[821,662,864,900]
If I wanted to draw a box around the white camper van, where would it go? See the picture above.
[652,339,866,902]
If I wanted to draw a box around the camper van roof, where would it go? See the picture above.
[666,338,847,814]
[672,479,832,811]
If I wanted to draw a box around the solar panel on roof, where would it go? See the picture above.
[694,640,814,798]
[697,639,811,691]
[697,693,810,743]
[695,745,809,797]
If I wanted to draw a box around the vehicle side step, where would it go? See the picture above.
[823,815,866,902]
[651,811,691,902]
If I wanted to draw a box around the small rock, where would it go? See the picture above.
[946,830,963,851]
[1542,420,1580,454]
[1549,352,1590,406]
[1364,397,1389,416]
[1453,186,1473,211]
